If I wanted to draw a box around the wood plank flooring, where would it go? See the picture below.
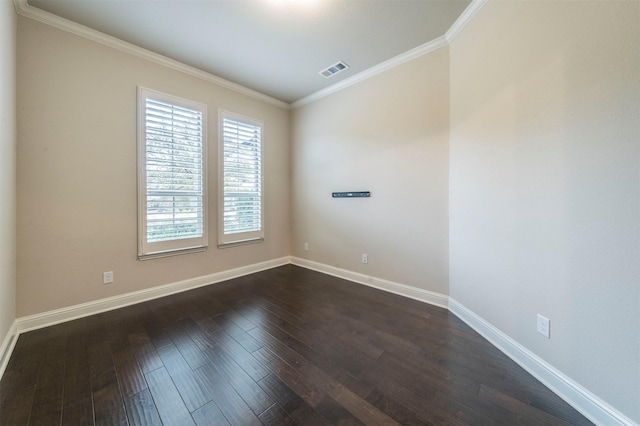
[0,265,592,425]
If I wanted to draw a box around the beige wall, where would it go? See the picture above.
[449,1,640,422]
[0,0,17,346]
[291,48,450,295]
[11,2,639,421]
[16,17,290,317]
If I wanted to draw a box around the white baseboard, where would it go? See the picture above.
[15,256,291,334]
[291,257,449,309]
[2,256,634,425]
[0,321,18,379]
[449,299,637,426]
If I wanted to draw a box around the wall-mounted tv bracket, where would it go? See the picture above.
[332,191,371,198]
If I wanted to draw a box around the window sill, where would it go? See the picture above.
[138,246,207,261]
[217,238,264,249]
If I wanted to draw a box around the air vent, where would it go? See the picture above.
[319,61,349,78]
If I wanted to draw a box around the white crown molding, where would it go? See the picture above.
[292,0,488,109]
[445,0,488,43]
[14,0,488,110]
[449,299,637,426]
[291,35,448,109]
[291,257,449,309]
[13,0,290,110]
[6,2,631,420]
[15,256,291,334]
[0,321,18,379]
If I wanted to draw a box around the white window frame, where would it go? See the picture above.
[137,87,208,260]
[218,110,264,247]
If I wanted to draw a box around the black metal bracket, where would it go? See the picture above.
[332,191,371,198]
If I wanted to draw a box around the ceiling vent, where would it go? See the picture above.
[319,61,349,78]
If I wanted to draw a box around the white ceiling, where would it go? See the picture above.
[27,0,472,104]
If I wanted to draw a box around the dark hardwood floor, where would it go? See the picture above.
[0,265,592,425]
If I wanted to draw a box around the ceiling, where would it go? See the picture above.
[26,0,472,104]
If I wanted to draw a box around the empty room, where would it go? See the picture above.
[0,0,638,424]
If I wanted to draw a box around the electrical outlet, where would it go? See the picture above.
[304,242,309,251]
[537,314,550,338]
[362,253,368,264]
[103,271,114,284]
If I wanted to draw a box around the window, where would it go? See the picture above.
[137,87,207,259]
[219,111,264,246]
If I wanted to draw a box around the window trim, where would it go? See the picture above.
[137,87,208,260]
[218,109,264,247]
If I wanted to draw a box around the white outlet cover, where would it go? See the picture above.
[537,314,550,338]
[103,271,114,284]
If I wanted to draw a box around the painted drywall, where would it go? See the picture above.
[291,48,449,296]
[16,17,290,317]
[0,0,17,350]
[449,0,640,422]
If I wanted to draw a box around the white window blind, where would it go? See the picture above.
[219,111,264,246]
[138,88,207,259]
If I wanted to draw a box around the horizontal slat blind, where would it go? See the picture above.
[222,115,262,238]
[145,98,204,243]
